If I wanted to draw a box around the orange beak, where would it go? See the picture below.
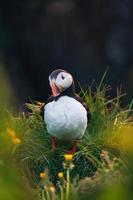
[58,85,62,93]
[51,80,58,96]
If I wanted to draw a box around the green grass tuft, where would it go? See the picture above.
[12,80,132,188]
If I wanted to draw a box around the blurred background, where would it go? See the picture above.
[0,0,133,107]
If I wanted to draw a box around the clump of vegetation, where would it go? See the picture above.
[35,150,126,200]
[0,72,132,200]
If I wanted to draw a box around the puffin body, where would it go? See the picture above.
[44,96,87,140]
[44,69,90,152]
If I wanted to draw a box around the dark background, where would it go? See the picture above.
[0,0,133,107]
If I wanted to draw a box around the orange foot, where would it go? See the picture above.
[51,136,57,151]
[67,142,77,154]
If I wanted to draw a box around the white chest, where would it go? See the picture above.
[44,96,87,140]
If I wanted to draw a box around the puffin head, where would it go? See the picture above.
[49,69,74,97]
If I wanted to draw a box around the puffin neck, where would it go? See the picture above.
[54,82,76,101]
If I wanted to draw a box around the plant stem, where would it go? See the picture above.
[41,189,46,200]
[44,187,51,200]
[66,168,70,200]
[59,186,64,200]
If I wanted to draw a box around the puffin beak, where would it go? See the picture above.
[51,80,57,96]
[58,85,62,93]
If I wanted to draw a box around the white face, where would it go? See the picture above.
[55,72,73,91]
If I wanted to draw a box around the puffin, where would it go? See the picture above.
[44,69,91,154]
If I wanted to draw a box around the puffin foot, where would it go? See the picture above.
[67,142,77,154]
[51,136,57,150]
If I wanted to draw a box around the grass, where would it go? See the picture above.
[0,72,133,200]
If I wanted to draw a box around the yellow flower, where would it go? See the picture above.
[7,128,21,144]
[64,154,73,161]
[7,128,16,138]
[40,172,46,178]
[58,172,64,178]
[12,138,21,144]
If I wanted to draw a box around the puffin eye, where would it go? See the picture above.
[61,75,65,80]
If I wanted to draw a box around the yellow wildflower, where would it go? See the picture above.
[64,154,73,161]
[40,172,46,178]
[12,138,21,144]
[7,128,16,138]
[7,128,21,144]
[58,172,64,178]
